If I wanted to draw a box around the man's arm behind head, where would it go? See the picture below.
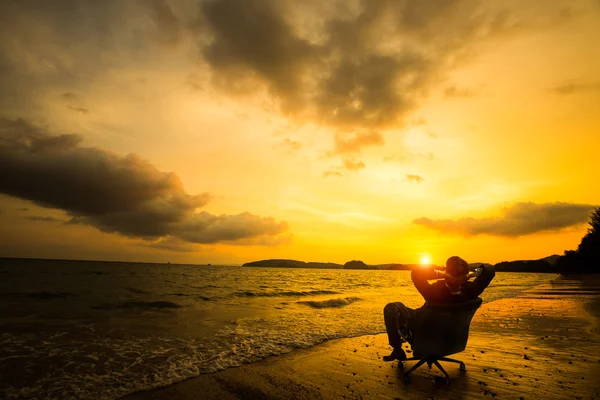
[411,265,443,301]
[462,265,496,299]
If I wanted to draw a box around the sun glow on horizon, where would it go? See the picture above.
[420,254,432,265]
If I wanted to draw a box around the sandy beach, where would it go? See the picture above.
[124,276,600,400]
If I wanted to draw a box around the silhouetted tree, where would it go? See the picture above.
[557,207,600,274]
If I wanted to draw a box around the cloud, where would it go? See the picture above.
[548,80,600,95]
[26,216,67,223]
[444,85,477,98]
[140,236,204,253]
[413,202,597,237]
[62,92,79,102]
[197,0,530,154]
[170,211,287,244]
[280,138,302,151]
[67,105,89,114]
[333,131,384,154]
[60,92,90,113]
[404,174,424,184]
[0,0,190,114]
[145,0,185,47]
[0,117,288,244]
[323,169,343,178]
[411,117,427,126]
[342,157,366,172]
[0,1,577,162]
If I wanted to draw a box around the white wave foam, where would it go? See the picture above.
[297,297,361,308]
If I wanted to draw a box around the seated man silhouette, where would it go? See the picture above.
[383,256,495,361]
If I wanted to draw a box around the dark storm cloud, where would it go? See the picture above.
[198,0,525,153]
[141,236,206,253]
[0,117,288,244]
[548,80,600,95]
[27,216,66,223]
[174,212,287,244]
[413,202,596,237]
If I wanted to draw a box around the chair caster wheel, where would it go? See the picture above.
[404,374,411,383]
[459,363,466,372]
[434,376,449,384]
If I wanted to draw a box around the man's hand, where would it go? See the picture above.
[467,267,483,279]
[468,263,481,271]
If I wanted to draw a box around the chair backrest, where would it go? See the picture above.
[410,297,482,359]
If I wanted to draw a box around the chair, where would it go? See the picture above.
[401,297,483,383]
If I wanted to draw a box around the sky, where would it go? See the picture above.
[1,0,599,266]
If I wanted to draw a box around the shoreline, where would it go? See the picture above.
[124,275,600,400]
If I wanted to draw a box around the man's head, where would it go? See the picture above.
[445,256,469,278]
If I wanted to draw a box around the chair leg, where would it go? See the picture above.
[439,357,466,371]
[404,358,427,378]
[432,360,450,379]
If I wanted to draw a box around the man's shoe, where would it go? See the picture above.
[382,347,407,362]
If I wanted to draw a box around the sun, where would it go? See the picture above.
[420,254,432,265]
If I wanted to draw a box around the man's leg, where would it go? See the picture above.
[383,302,416,361]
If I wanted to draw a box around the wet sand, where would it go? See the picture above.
[124,276,600,400]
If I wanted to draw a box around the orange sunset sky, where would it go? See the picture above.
[1,0,599,266]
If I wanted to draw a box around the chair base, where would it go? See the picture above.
[401,356,466,383]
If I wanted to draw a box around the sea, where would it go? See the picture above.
[0,258,558,399]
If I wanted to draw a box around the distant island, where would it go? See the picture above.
[242,259,419,270]
[243,255,562,273]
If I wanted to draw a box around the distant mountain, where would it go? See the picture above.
[242,259,343,269]
[244,259,427,270]
[244,256,560,272]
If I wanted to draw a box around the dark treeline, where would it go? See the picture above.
[493,259,556,273]
[556,207,600,275]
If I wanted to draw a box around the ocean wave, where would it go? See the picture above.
[5,291,77,299]
[91,301,182,310]
[186,284,219,290]
[126,287,150,294]
[233,290,341,298]
[298,297,361,308]
[0,320,382,400]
